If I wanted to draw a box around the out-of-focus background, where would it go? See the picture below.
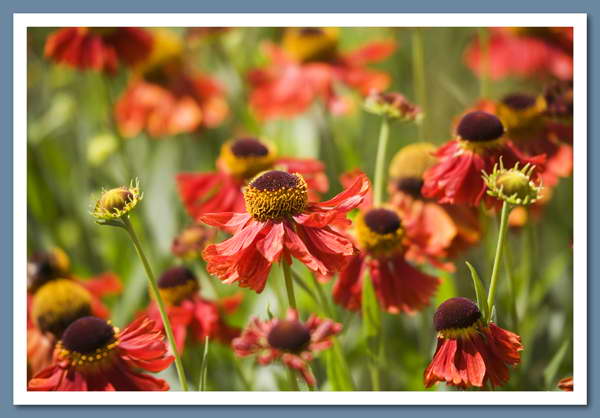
[26,27,573,390]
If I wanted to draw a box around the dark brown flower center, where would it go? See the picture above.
[267,320,311,352]
[158,266,197,289]
[457,111,505,142]
[299,27,325,36]
[502,93,537,110]
[363,208,402,235]
[396,177,424,199]
[250,170,300,191]
[230,137,269,158]
[27,253,62,293]
[434,297,481,331]
[62,316,116,354]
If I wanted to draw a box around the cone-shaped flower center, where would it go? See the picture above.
[32,279,93,339]
[356,208,404,257]
[220,138,276,179]
[62,316,116,354]
[282,27,339,63]
[395,177,425,199]
[267,319,311,352]
[230,138,270,157]
[457,111,505,143]
[157,266,199,306]
[434,297,481,332]
[244,170,308,222]
[388,142,437,182]
[364,208,402,234]
[502,93,537,110]
[27,249,70,293]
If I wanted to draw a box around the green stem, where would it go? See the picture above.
[373,117,390,207]
[486,201,511,320]
[477,27,491,99]
[281,261,297,310]
[121,216,189,391]
[503,243,519,332]
[286,367,301,391]
[411,28,427,140]
[309,272,335,319]
[369,362,381,391]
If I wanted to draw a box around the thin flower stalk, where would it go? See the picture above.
[373,117,390,207]
[486,200,511,320]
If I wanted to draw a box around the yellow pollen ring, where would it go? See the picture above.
[57,326,120,369]
[354,211,405,258]
[282,27,340,63]
[219,140,277,180]
[457,135,508,154]
[496,95,547,132]
[244,173,308,222]
[388,142,438,180]
[157,280,199,306]
[437,320,484,340]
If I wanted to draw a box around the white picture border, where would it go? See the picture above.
[13,13,587,405]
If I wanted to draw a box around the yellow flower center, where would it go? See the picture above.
[282,27,339,63]
[157,266,200,306]
[355,208,405,257]
[388,142,438,180]
[244,170,308,222]
[32,279,93,338]
[219,138,277,180]
[57,317,120,370]
[27,248,71,293]
[496,93,547,136]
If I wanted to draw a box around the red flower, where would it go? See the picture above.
[177,137,328,219]
[232,308,342,387]
[201,170,369,293]
[171,224,217,260]
[248,28,394,119]
[26,250,123,377]
[558,376,574,392]
[28,316,174,391]
[145,267,242,353]
[114,29,228,138]
[465,27,573,81]
[333,207,440,314]
[45,27,153,74]
[424,297,523,389]
[422,111,546,207]
[387,143,481,271]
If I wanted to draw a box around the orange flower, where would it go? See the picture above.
[145,267,242,353]
[232,309,342,387]
[201,170,369,293]
[465,27,573,81]
[248,28,395,119]
[177,137,328,219]
[28,316,173,391]
[333,207,440,314]
[424,297,523,389]
[44,27,153,74]
[114,29,228,138]
[387,144,481,270]
[558,376,574,391]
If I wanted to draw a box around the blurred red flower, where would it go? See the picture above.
[28,316,174,391]
[44,27,153,74]
[177,137,328,219]
[232,308,342,387]
[248,27,395,119]
[114,29,228,138]
[424,297,523,389]
[200,170,369,293]
[145,267,242,353]
[465,27,573,81]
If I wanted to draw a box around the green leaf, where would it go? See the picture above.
[544,340,570,388]
[324,337,355,391]
[361,274,381,354]
[465,261,490,321]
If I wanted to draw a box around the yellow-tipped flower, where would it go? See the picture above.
[483,159,542,206]
[91,179,142,220]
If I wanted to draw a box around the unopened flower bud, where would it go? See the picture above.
[91,179,142,220]
[364,91,422,122]
[483,160,542,206]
